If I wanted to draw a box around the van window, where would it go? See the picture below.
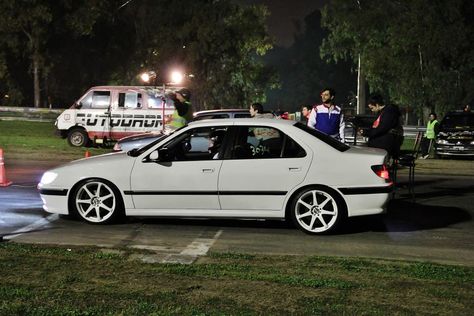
[91,91,110,109]
[118,92,142,108]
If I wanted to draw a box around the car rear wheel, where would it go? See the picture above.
[71,179,124,224]
[290,186,346,234]
[67,128,90,147]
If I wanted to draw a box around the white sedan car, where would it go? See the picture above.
[38,119,393,234]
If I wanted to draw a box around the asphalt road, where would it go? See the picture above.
[1,159,473,266]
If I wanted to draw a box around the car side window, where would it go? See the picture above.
[161,126,229,161]
[230,126,305,159]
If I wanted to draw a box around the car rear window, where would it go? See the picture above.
[294,122,350,152]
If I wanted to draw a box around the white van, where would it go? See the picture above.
[56,86,182,147]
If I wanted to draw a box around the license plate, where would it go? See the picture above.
[453,146,464,150]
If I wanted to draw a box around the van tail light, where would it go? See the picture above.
[371,164,391,183]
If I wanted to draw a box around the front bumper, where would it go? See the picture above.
[39,188,69,215]
[435,145,474,156]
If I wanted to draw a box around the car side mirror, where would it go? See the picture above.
[74,102,82,109]
[148,150,159,161]
[157,147,172,162]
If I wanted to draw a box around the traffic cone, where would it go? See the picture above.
[85,150,91,158]
[0,148,12,187]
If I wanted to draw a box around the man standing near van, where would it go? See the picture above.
[170,88,193,129]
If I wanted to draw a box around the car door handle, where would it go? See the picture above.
[289,167,301,172]
[202,168,215,173]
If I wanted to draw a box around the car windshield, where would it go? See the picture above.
[294,122,350,152]
[441,113,474,129]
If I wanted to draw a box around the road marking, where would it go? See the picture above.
[180,229,223,256]
[3,214,59,240]
[130,229,223,264]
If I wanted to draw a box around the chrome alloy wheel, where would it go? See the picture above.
[293,189,339,234]
[74,181,117,223]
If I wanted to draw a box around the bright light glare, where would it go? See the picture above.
[140,73,151,83]
[40,172,58,185]
[170,71,184,84]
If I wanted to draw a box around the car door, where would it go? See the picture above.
[129,126,229,211]
[218,125,311,212]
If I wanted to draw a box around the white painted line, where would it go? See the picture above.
[4,214,59,240]
[180,229,223,256]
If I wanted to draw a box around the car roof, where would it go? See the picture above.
[187,118,296,127]
[193,109,249,116]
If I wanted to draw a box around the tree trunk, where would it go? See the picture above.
[33,54,40,108]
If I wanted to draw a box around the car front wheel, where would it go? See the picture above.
[71,179,124,224]
[290,186,346,234]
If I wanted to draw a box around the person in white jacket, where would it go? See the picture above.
[307,88,345,142]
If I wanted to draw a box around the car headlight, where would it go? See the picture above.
[436,139,449,145]
[40,171,58,185]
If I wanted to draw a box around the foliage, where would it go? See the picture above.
[0,0,276,110]
[0,0,116,107]
[321,0,474,117]
[266,10,356,112]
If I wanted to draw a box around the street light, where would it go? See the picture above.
[170,71,184,85]
[139,69,193,131]
[139,71,156,84]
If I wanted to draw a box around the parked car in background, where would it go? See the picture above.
[39,118,392,235]
[113,109,250,151]
[344,115,374,145]
[193,109,250,120]
[435,111,474,157]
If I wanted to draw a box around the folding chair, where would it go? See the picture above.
[393,131,423,199]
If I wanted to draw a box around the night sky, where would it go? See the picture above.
[235,0,329,46]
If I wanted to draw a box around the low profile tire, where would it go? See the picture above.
[71,179,124,224]
[290,186,346,235]
[67,128,90,147]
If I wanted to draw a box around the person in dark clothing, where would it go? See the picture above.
[363,93,404,159]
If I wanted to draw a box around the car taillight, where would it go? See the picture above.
[371,164,391,182]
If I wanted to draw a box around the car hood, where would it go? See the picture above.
[438,130,474,139]
[119,132,163,143]
[39,151,137,190]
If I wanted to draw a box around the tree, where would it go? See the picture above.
[265,9,356,112]
[321,0,474,117]
[0,0,115,107]
[123,0,277,109]
[0,0,276,109]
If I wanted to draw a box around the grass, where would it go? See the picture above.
[0,243,472,315]
[0,120,110,161]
